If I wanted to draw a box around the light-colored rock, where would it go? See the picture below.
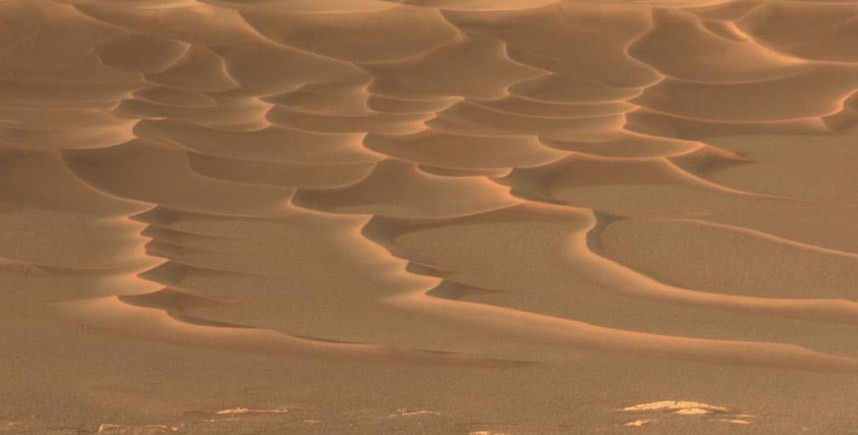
[623,400,729,415]
[97,423,178,434]
[214,407,290,416]
[624,419,654,427]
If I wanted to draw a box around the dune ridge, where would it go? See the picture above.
[6,0,858,371]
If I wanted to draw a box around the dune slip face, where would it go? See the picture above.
[2,0,858,433]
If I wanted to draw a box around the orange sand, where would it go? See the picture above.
[2,0,858,433]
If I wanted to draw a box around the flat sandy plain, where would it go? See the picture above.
[2,0,858,433]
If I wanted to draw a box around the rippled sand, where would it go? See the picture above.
[2,0,858,433]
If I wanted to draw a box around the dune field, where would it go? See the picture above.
[2,0,858,433]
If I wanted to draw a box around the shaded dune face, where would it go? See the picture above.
[4,0,858,379]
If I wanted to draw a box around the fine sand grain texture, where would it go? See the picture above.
[2,0,858,433]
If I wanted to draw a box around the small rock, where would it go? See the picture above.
[97,423,178,434]
[214,407,290,416]
[624,419,654,427]
[623,400,729,415]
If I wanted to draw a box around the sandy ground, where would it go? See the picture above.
[2,0,858,433]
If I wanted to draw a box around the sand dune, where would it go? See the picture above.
[3,0,858,433]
